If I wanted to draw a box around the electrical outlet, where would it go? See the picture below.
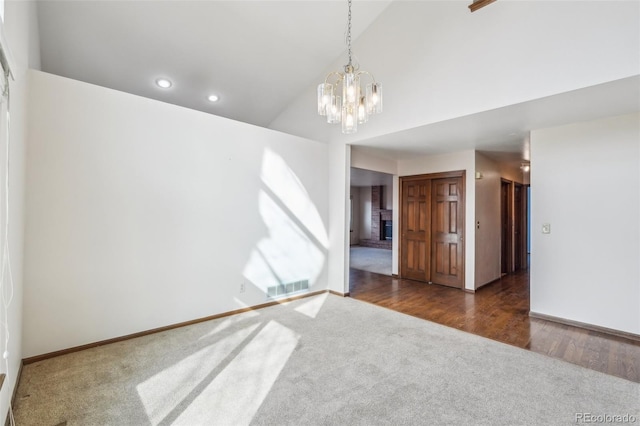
[542,223,551,234]
[240,282,246,293]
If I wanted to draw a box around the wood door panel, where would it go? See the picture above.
[450,244,458,275]
[405,200,429,233]
[431,177,464,288]
[434,242,444,274]
[406,240,427,273]
[419,201,428,231]
[407,200,416,231]
[401,180,430,282]
[418,241,427,273]
[449,202,457,233]
[435,201,445,233]
[406,241,414,269]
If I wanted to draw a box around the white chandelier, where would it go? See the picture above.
[317,0,382,134]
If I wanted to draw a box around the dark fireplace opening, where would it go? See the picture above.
[382,220,392,240]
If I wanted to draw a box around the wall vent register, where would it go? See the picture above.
[267,280,310,298]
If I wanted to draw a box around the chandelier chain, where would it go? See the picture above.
[347,0,352,66]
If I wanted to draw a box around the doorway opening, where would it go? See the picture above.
[501,179,529,275]
[349,168,394,276]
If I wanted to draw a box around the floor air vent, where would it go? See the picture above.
[267,280,309,298]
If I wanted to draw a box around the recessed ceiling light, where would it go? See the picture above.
[207,94,220,102]
[156,78,172,89]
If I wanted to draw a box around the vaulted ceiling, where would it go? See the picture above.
[37,1,392,128]
[36,1,640,163]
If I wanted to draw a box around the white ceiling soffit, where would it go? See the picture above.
[350,167,393,187]
[36,0,393,128]
[350,75,640,161]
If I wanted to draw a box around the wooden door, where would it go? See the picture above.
[500,180,512,275]
[401,179,430,282]
[431,177,464,288]
[514,183,528,270]
[400,171,465,288]
[513,182,523,271]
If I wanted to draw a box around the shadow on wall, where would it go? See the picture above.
[242,148,329,298]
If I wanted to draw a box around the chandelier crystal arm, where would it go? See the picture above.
[356,70,377,84]
[324,71,344,85]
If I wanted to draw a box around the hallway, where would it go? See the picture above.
[349,268,640,383]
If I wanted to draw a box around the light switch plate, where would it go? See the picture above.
[542,223,551,234]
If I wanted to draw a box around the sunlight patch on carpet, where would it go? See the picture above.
[294,292,328,318]
[136,322,261,424]
[197,310,260,341]
[172,320,299,425]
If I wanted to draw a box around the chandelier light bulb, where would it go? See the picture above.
[358,96,368,124]
[327,95,342,124]
[342,103,357,134]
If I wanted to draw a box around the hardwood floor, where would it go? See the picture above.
[349,268,640,383]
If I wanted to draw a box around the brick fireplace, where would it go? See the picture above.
[359,185,392,250]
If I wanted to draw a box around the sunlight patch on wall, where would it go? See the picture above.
[260,149,328,249]
[243,149,328,296]
[243,193,324,292]
[171,320,299,425]
[136,322,261,424]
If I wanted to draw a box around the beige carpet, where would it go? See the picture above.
[14,293,639,425]
[349,246,392,275]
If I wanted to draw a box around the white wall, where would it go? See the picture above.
[398,150,476,291]
[500,163,526,185]
[349,186,360,245]
[351,148,397,176]
[0,0,40,419]
[392,175,399,274]
[327,141,350,294]
[475,152,501,288]
[359,187,372,239]
[24,71,330,357]
[530,113,640,335]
